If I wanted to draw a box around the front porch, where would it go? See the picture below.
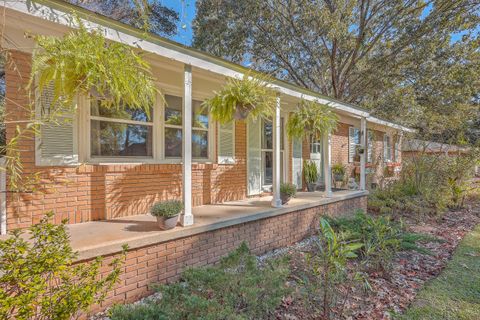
[71,189,367,261]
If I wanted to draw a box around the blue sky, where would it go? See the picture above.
[161,0,196,45]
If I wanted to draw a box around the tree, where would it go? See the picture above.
[193,0,480,144]
[65,0,179,36]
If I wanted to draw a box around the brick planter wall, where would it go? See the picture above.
[85,195,367,315]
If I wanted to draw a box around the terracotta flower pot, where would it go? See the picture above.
[156,214,179,230]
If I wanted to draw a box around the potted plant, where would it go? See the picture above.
[332,163,346,182]
[150,200,184,230]
[202,72,276,123]
[286,100,339,141]
[303,160,318,192]
[280,183,297,205]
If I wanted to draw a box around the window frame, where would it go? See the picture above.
[89,100,155,159]
[81,89,215,164]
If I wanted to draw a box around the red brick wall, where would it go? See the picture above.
[85,195,367,315]
[5,50,247,229]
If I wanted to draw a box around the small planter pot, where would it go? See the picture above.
[156,214,179,230]
[280,194,291,205]
[307,183,316,192]
[334,174,344,182]
[234,103,254,120]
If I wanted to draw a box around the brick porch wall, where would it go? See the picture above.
[85,194,367,315]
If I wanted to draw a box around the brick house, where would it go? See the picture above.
[1,0,417,311]
[0,0,412,233]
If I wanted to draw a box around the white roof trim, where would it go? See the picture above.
[7,0,407,126]
[367,116,415,133]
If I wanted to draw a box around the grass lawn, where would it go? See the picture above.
[399,224,480,320]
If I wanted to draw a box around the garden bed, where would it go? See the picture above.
[277,198,480,319]
[93,197,480,320]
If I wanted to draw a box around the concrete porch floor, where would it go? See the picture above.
[69,190,367,261]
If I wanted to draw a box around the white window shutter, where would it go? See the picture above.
[217,121,235,164]
[292,136,302,189]
[36,84,78,166]
[247,118,262,196]
[348,127,356,163]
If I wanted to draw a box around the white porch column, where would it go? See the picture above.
[323,132,333,197]
[360,117,367,190]
[271,94,282,208]
[181,64,193,226]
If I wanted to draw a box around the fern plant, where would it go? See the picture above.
[202,72,276,123]
[29,17,158,116]
[287,100,339,140]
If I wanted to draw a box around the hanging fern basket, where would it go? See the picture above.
[203,72,276,124]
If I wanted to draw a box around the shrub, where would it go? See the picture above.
[303,160,318,184]
[0,212,126,320]
[368,152,479,216]
[150,200,183,218]
[328,210,433,272]
[280,182,297,197]
[109,242,290,320]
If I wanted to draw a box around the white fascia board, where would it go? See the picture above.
[7,0,370,118]
[367,116,415,133]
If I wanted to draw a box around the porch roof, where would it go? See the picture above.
[5,0,413,133]
[69,190,367,261]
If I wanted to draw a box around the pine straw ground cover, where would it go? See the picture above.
[275,196,480,320]
[95,196,480,320]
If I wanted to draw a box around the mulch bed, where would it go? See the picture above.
[274,198,480,320]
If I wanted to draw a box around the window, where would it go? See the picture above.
[88,94,211,162]
[192,100,209,158]
[349,127,361,162]
[367,130,374,163]
[90,100,153,157]
[163,95,210,160]
[164,95,183,158]
[384,134,392,162]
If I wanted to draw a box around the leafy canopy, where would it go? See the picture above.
[193,0,480,145]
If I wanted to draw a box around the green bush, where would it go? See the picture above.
[150,200,184,218]
[368,152,479,216]
[109,242,290,320]
[0,212,126,320]
[280,182,297,197]
[328,210,431,271]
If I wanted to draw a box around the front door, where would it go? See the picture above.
[310,136,324,187]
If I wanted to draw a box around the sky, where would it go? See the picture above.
[161,0,196,45]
